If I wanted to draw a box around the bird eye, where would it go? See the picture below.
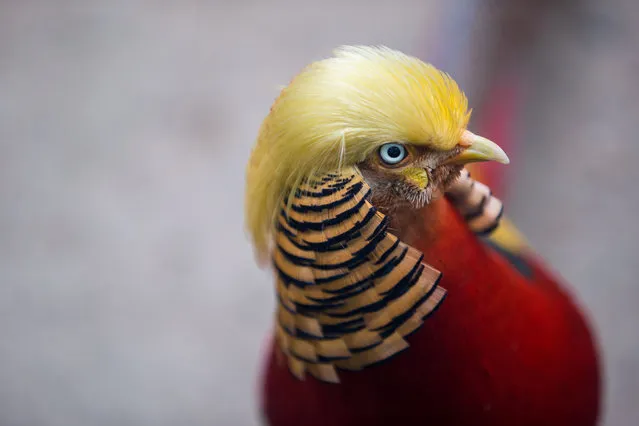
[379,143,407,165]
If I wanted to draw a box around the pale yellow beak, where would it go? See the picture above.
[445,130,510,165]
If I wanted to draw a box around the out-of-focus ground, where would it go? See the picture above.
[0,1,637,425]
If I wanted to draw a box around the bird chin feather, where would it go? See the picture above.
[405,163,463,209]
[360,163,460,213]
[404,186,434,210]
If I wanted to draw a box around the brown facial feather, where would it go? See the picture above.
[358,144,464,241]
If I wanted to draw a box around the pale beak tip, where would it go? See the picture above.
[496,149,510,165]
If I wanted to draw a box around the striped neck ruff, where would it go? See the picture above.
[270,167,503,383]
[272,168,444,383]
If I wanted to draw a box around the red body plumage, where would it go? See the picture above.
[260,199,600,426]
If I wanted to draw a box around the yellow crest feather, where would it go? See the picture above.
[245,45,471,259]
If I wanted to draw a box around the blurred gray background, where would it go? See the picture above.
[0,1,637,425]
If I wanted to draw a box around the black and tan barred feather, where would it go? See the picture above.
[445,169,504,235]
[445,169,533,278]
[272,167,446,383]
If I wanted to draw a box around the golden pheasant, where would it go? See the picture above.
[245,46,600,426]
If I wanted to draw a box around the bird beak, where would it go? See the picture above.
[444,130,510,165]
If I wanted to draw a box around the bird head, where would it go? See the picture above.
[246,45,508,258]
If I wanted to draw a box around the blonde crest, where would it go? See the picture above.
[245,45,471,259]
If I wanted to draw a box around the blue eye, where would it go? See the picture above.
[379,143,407,165]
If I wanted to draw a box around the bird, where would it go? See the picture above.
[245,46,600,426]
